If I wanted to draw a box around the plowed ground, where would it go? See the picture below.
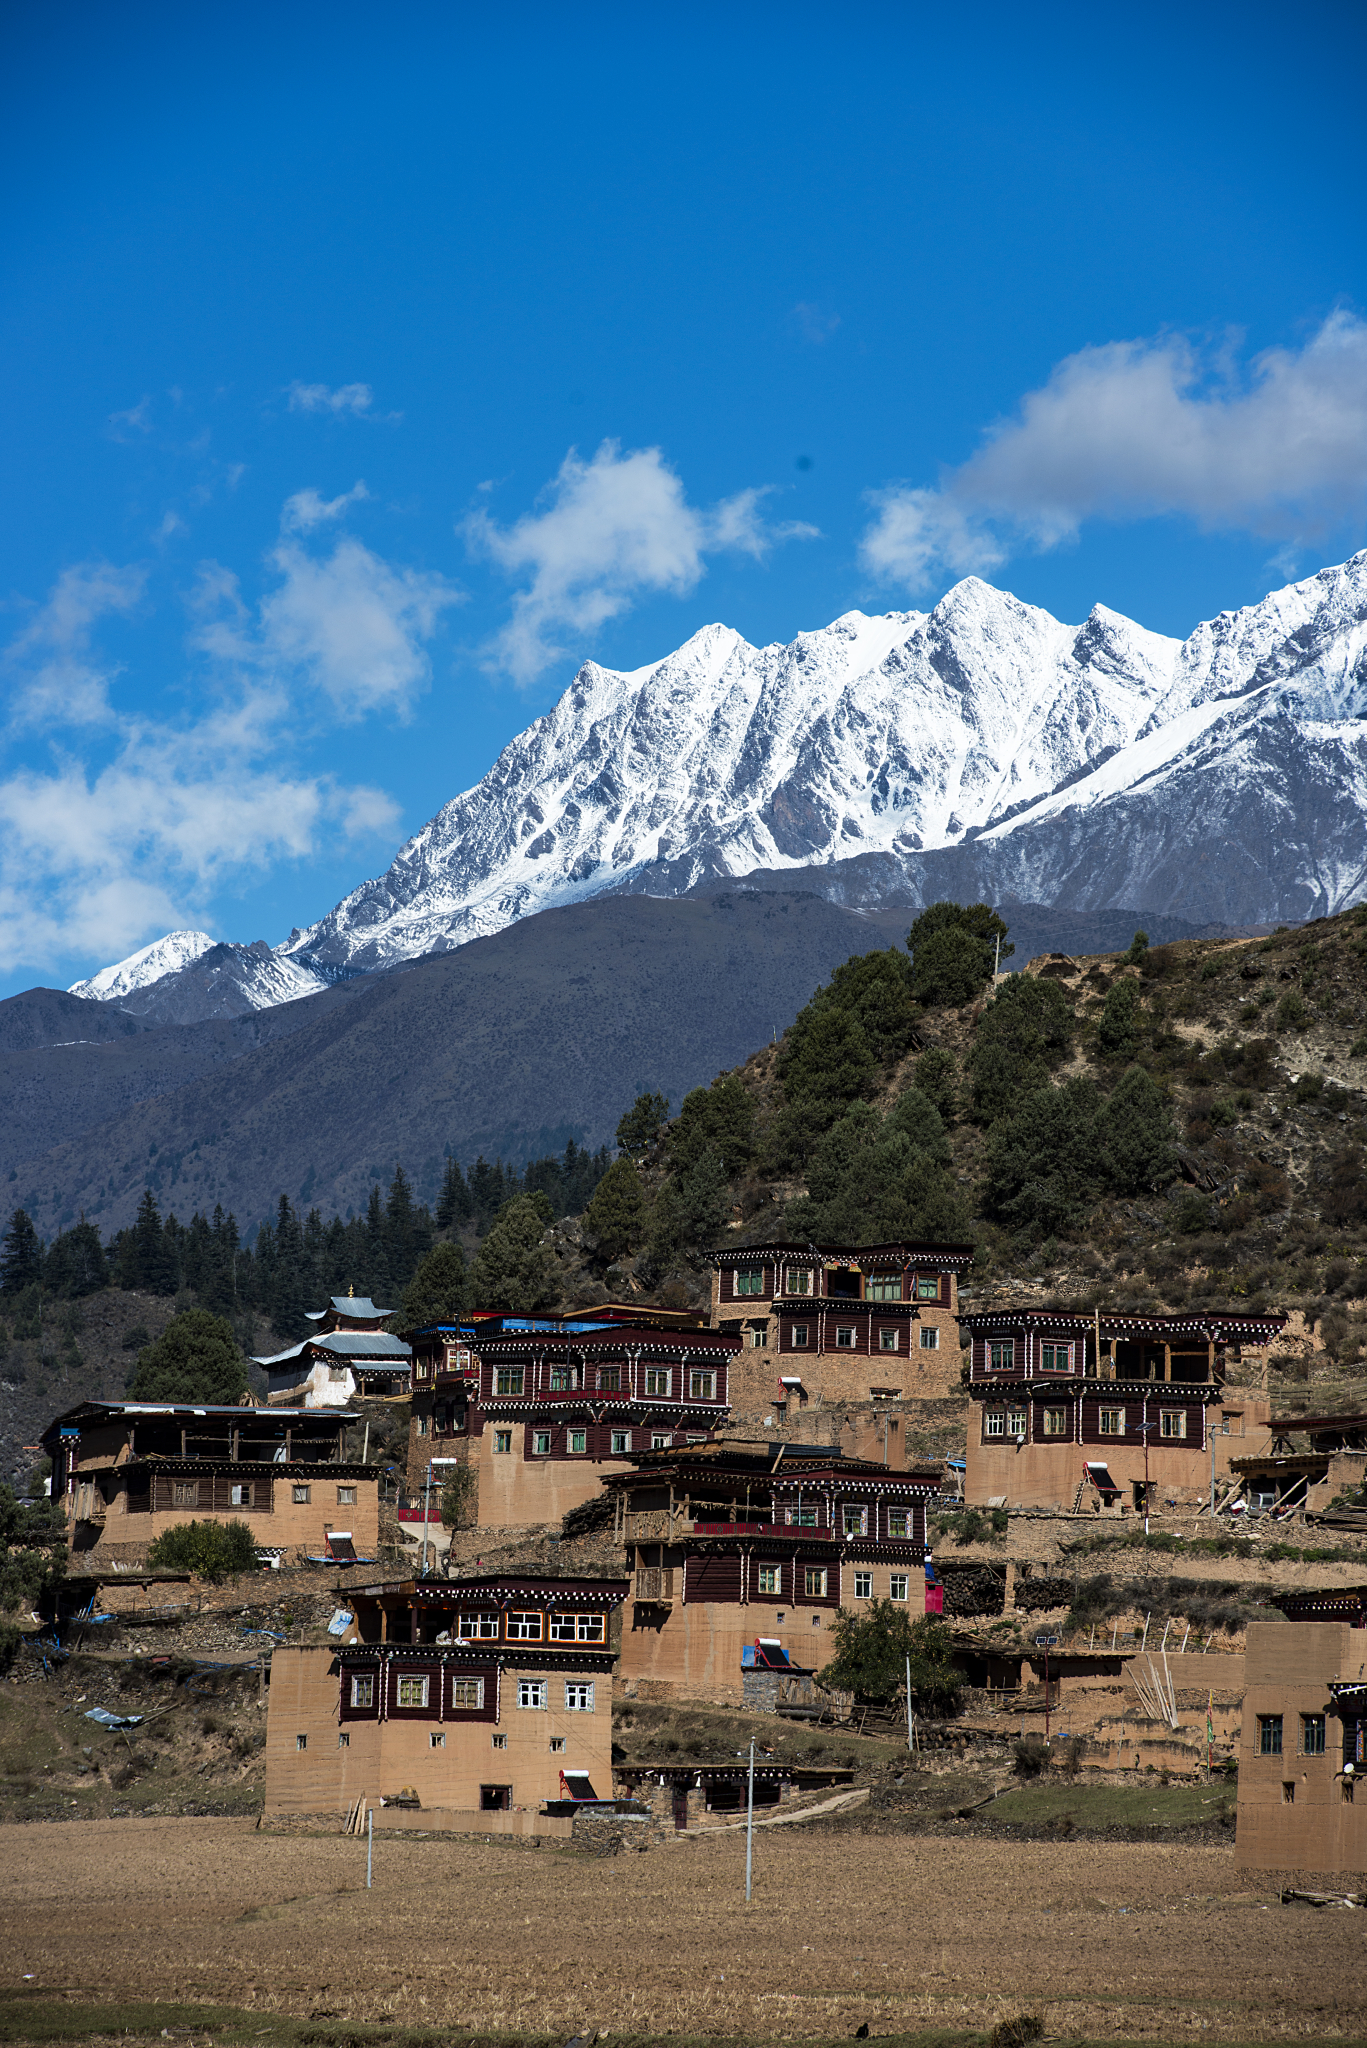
[1,1817,1364,2044]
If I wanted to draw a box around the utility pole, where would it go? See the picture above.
[1035,1634,1059,1745]
[745,1739,755,1901]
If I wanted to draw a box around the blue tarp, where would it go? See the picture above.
[85,1708,143,1729]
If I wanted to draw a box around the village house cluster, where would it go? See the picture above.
[37,1234,1367,1867]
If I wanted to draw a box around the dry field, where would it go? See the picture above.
[0,1817,1364,2044]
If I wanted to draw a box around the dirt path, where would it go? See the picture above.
[2,1816,1363,2041]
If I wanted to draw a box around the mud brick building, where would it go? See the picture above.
[405,1309,739,1528]
[603,1440,941,1705]
[253,1291,412,1407]
[264,1570,626,1829]
[707,1240,975,1420]
[1227,1408,1367,1517]
[42,1399,378,1565]
[1237,1599,1367,1872]
[960,1306,1285,1511]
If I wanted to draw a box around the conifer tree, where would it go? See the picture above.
[583,1158,649,1260]
[0,1210,43,1296]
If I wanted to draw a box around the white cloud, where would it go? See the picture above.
[282,480,370,532]
[107,396,152,440]
[862,310,1367,591]
[793,302,841,345]
[3,561,146,730]
[287,380,400,421]
[467,441,818,684]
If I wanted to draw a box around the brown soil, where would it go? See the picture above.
[1,1816,1363,2042]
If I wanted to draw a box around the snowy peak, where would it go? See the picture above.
[69,930,216,1003]
[276,553,1367,974]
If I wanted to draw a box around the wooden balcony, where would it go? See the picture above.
[634,1568,675,1604]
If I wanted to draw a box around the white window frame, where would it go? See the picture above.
[229,1482,254,1507]
[889,1573,909,1602]
[1160,1410,1187,1440]
[789,1323,810,1348]
[690,1370,716,1398]
[919,1326,939,1351]
[1099,1408,1125,1437]
[803,1566,828,1598]
[567,1427,587,1455]
[988,1341,1013,1369]
[1007,1407,1027,1437]
[517,1679,547,1710]
[292,1483,311,1504]
[576,1613,606,1642]
[1042,1407,1070,1437]
[835,1326,856,1349]
[336,1485,356,1505]
[757,1564,780,1595]
[564,1681,595,1712]
[451,1677,486,1709]
[644,1366,670,1396]
[984,1410,1006,1438]
[866,1275,902,1301]
[879,1327,900,1352]
[396,1674,430,1709]
[887,1507,909,1538]
[651,1431,671,1449]
[842,1504,869,1537]
[532,1429,552,1456]
[915,1276,940,1301]
[610,1429,630,1455]
[736,1270,765,1296]
[350,1673,375,1708]
[495,1366,525,1396]
[785,1269,812,1295]
[493,1428,513,1454]
[456,1611,500,1640]
[506,1610,543,1641]
[853,1570,873,1599]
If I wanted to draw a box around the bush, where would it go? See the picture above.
[1098,975,1141,1055]
[145,1519,260,1580]
[820,1604,962,1710]
[1276,991,1310,1030]
[1014,1734,1049,1777]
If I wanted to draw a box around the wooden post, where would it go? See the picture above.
[1164,1343,1172,1384]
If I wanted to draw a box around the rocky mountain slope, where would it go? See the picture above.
[68,929,215,1002]
[276,553,1367,976]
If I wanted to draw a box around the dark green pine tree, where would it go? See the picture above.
[0,1210,43,1296]
[268,1195,308,1338]
[364,1184,391,1299]
[435,1156,472,1230]
[132,1189,179,1295]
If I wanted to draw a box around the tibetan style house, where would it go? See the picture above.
[707,1240,975,1418]
[1227,1408,1367,1518]
[1237,1615,1367,1872]
[960,1305,1286,1511]
[405,1309,738,1528]
[253,1292,412,1407]
[602,1440,941,1705]
[41,1399,378,1566]
[264,1570,627,1830]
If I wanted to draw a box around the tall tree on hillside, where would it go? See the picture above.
[43,1217,107,1297]
[0,1210,43,1296]
[364,1185,391,1300]
[616,1092,671,1157]
[399,1241,471,1327]
[130,1189,178,1295]
[470,1193,559,1312]
[583,1158,649,1261]
[435,1156,472,1230]
[128,1308,249,1404]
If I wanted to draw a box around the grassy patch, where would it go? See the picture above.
[987,1781,1235,1832]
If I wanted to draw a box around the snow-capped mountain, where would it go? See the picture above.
[279,553,1367,974]
[72,553,1367,1013]
[69,929,216,1003]
[71,939,330,1023]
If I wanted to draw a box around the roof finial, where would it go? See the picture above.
[349,1283,354,1297]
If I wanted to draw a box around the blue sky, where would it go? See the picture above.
[2,0,1365,997]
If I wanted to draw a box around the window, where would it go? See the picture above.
[229,1483,254,1507]
[568,1428,587,1455]
[532,1430,552,1456]
[565,1681,595,1711]
[292,1484,311,1504]
[984,1411,1006,1438]
[843,1505,869,1537]
[1042,1408,1069,1437]
[651,1432,671,1449]
[430,1732,445,1748]
[690,1370,716,1398]
[328,1365,348,1382]
[550,1737,566,1752]
[989,1340,1014,1369]
[758,1565,781,1595]
[517,1679,547,1710]
[890,1574,909,1602]
[492,1734,508,1750]
[789,1323,810,1348]
[493,1429,513,1455]
[920,1327,939,1350]
[1160,1411,1187,1440]
[451,1677,486,1709]
[736,1270,765,1295]
[1258,1715,1283,1755]
[495,1366,525,1396]
[1302,1714,1326,1756]
[1007,1408,1027,1437]
[549,1364,576,1391]
[576,1613,606,1642]
[746,1327,768,1349]
[506,1610,543,1641]
[456,1612,500,1640]
[173,1481,199,1506]
[416,1415,428,1436]
[336,1486,356,1505]
[338,1732,349,1747]
[887,1508,908,1538]
[835,1327,856,1349]
[598,1366,621,1391]
[786,1269,811,1295]
[644,1367,670,1395]
[396,1675,429,1709]
[296,1734,307,1750]
[1100,1408,1125,1436]
[879,1328,899,1352]
[350,1674,375,1708]
[1041,1342,1071,1371]
[854,1571,873,1599]
[789,1503,818,1526]
[866,1275,902,1301]
[804,1567,828,1598]
[611,1430,630,1455]
[916,1276,940,1301]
